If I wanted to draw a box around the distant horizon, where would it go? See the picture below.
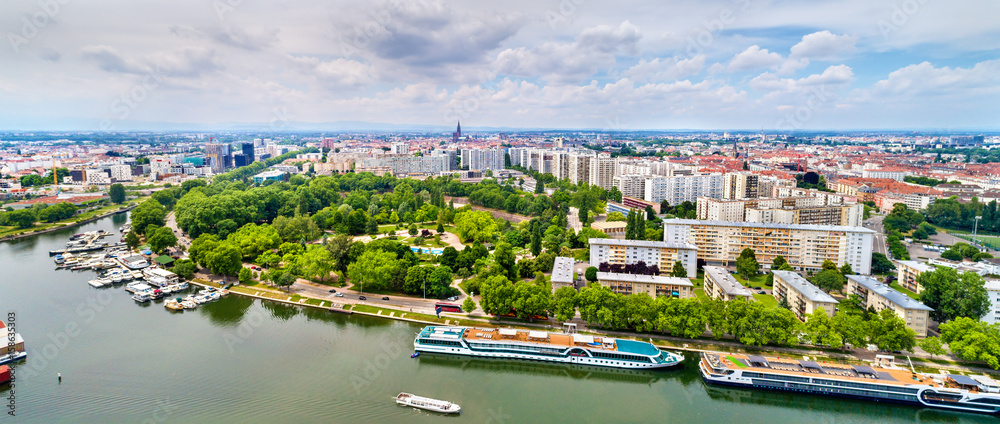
[3,1,998,132]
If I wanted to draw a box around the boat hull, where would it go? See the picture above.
[414,343,683,370]
[0,351,27,366]
[697,357,1000,415]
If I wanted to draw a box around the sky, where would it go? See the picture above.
[1,0,998,131]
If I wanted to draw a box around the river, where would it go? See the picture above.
[0,214,989,423]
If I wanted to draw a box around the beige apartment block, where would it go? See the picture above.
[846,275,933,338]
[771,270,839,321]
[702,266,754,301]
[596,272,694,298]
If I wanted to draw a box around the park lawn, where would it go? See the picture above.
[955,234,1000,251]
[694,288,710,301]
[690,277,704,287]
[752,293,779,308]
[737,273,770,288]
[890,283,921,300]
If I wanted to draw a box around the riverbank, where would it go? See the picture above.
[0,203,136,243]
[188,277,1000,377]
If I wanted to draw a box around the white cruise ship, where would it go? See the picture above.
[413,326,683,370]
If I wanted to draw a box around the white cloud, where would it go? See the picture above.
[494,21,642,83]
[621,55,705,82]
[749,65,854,93]
[728,45,783,71]
[287,55,375,88]
[790,31,857,60]
[866,59,1000,97]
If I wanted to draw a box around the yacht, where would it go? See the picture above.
[395,393,460,414]
[132,292,151,302]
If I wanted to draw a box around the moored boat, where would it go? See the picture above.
[413,326,683,370]
[132,292,151,302]
[698,351,1000,415]
[395,393,461,414]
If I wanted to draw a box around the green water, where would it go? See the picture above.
[0,214,992,423]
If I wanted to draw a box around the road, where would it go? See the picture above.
[165,211,191,254]
[863,215,888,258]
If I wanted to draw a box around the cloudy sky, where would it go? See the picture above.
[1,0,998,131]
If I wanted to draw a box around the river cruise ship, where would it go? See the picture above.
[699,351,1000,415]
[413,326,683,370]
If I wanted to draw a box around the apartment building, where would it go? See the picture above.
[772,270,839,321]
[702,266,753,301]
[723,172,759,199]
[589,238,698,278]
[613,174,647,199]
[771,186,856,205]
[551,257,575,290]
[697,196,825,221]
[663,219,875,274]
[596,272,694,298]
[589,153,616,190]
[745,203,864,227]
[982,279,1000,324]
[895,260,934,294]
[644,174,724,205]
[462,147,504,172]
[360,153,453,175]
[846,275,933,337]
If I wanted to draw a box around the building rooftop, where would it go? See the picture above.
[551,257,575,284]
[847,275,933,311]
[591,221,627,231]
[588,238,698,250]
[596,272,693,287]
[702,266,753,297]
[896,260,933,273]
[662,219,876,234]
[772,270,839,304]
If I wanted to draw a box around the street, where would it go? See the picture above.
[864,215,888,258]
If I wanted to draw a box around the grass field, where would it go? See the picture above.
[954,234,1000,251]
[890,282,921,300]
[752,293,779,308]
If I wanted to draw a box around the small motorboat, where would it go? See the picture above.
[165,299,185,310]
[411,352,420,358]
[0,351,27,366]
[132,292,151,302]
[395,393,460,414]
[180,300,198,309]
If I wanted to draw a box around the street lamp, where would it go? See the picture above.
[974,215,983,251]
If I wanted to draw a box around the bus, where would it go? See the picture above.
[435,303,463,313]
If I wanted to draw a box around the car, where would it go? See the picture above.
[757,290,766,294]
[359,295,367,300]
[753,286,761,290]
[328,288,337,293]
[252,266,260,271]
[334,293,344,298]
[381,296,390,300]
[447,296,458,301]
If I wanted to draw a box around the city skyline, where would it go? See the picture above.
[1,0,998,131]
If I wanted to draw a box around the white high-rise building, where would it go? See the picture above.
[644,174,724,205]
[982,279,1000,324]
[589,153,616,190]
[613,175,647,199]
[390,142,408,155]
[464,147,504,172]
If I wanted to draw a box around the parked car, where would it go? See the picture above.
[753,286,761,290]
[382,296,390,301]
[359,295,367,300]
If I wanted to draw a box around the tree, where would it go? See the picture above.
[205,242,243,279]
[109,183,126,204]
[918,336,947,357]
[408,223,418,236]
[671,261,687,278]
[871,253,896,274]
[170,259,197,280]
[803,309,843,348]
[440,246,459,269]
[553,286,579,322]
[276,272,297,291]
[645,206,657,221]
[238,267,253,284]
[436,221,445,233]
[585,266,598,282]
[125,230,141,249]
[868,308,917,352]
[813,269,846,293]
[831,311,868,349]
[462,296,477,313]
[940,317,1000,369]
[494,241,518,281]
[736,248,759,280]
[454,210,499,243]
[131,199,166,235]
[296,245,334,282]
[608,186,623,203]
[839,262,854,276]
[147,225,178,253]
[530,220,542,257]
[347,250,402,292]
[918,267,991,321]
[535,180,545,194]
[606,211,626,222]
